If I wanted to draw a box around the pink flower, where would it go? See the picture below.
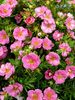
[22,53,41,70]
[68,0,75,4]
[66,66,75,79]
[0,30,9,45]
[46,52,60,66]
[68,30,75,39]
[59,43,71,57]
[10,41,24,52]
[35,6,47,18]
[0,63,15,80]
[53,30,64,41]
[65,57,73,65]
[15,14,22,24]
[0,46,8,60]
[25,16,35,25]
[0,90,7,100]
[56,0,61,2]
[43,37,54,50]
[0,4,12,18]
[41,9,53,23]
[27,89,43,100]
[41,21,56,34]
[53,70,67,84]
[13,27,28,41]
[65,17,75,30]
[6,0,18,8]
[43,87,57,100]
[4,83,23,97]
[31,37,43,49]
[45,69,53,80]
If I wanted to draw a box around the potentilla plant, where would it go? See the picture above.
[0,0,75,100]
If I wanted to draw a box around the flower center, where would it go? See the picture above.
[3,9,8,13]
[47,93,52,99]
[68,69,72,74]
[57,75,63,79]
[3,34,7,39]
[32,93,38,100]
[5,68,10,73]
[29,59,34,64]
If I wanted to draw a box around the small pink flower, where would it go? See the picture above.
[53,70,67,84]
[0,63,15,80]
[0,4,12,18]
[0,46,8,60]
[4,83,23,97]
[6,0,18,8]
[22,53,41,70]
[0,30,9,45]
[10,41,24,52]
[68,30,75,39]
[66,66,75,79]
[53,30,64,41]
[41,21,56,34]
[27,89,43,100]
[0,90,7,100]
[46,52,60,66]
[41,9,53,23]
[35,6,47,18]
[15,14,22,24]
[43,87,57,100]
[31,37,43,49]
[59,43,71,57]
[25,16,35,25]
[65,57,72,65]
[56,0,61,2]
[13,27,28,41]
[68,0,75,4]
[45,69,53,80]
[65,17,75,30]
[43,37,54,50]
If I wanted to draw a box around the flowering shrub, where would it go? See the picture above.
[0,0,75,100]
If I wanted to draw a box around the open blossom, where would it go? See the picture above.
[0,30,9,45]
[25,16,35,25]
[0,4,12,18]
[41,9,53,23]
[53,70,67,84]
[31,37,43,49]
[22,53,41,70]
[6,0,18,8]
[41,21,56,34]
[27,89,43,100]
[53,30,64,41]
[46,52,60,66]
[35,6,47,18]
[10,41,24,52]
[13,27,28,41]
[66,66,75,79]
[0,63,15,80]
[43,37,54,50]
[45,69,53,80]
[43,87,57,100]
[0,46,8,60]
[59,43,71,57]
[65,17,75,30]
[4,83,23,97]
